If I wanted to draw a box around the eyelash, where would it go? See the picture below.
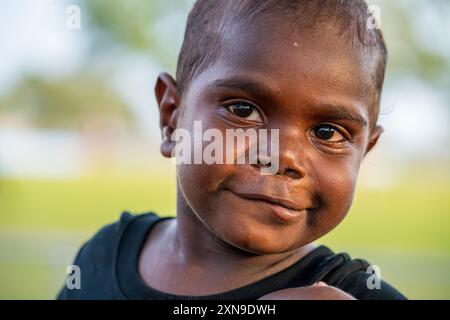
[223,101,265,123]
[219,101,353,144]
[310,123,352,144]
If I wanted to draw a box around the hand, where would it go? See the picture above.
[258,282,356,300]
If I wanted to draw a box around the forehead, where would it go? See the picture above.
[188,15,373,122]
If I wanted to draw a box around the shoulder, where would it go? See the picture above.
[338,268,407,300]
[311,247,407,300]
[57,211,161,299]
[72,211,159,271]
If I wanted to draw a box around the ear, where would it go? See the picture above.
[364,125,383,156]
[155,72,181,158]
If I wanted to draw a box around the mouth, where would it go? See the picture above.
[223,188,311,223]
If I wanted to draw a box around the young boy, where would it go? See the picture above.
[58,0,406,300]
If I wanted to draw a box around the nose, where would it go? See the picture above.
[253,150,304,179]
[253,124,305,179]
[282,167,302,179]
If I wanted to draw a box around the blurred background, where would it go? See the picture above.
[0,0,449,299]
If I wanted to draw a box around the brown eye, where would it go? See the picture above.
[227,102,263,122]
[313,125,346,142]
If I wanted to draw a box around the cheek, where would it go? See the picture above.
[177,162,232,213]
[311,155,360,229]
[176,108,256,215]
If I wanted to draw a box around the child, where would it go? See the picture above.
[58,0,406,300]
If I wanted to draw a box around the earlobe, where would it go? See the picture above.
[160,126,177,158]
[365,125,383,156]
[154,72,181,158]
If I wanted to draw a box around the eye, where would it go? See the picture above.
[312,124,347,142]
[227,102,263,122]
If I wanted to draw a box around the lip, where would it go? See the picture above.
[224,189,310,222]
[267,203,309,223]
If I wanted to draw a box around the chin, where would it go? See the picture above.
[216,222,309,255]
[234,238,304,255]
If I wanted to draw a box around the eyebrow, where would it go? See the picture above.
[318,104,368,127]
[207,78,275,100]
[208,77,368,127]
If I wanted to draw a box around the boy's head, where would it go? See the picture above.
[155,0,387,254]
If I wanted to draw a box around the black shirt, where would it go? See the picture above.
[57,212,407,300]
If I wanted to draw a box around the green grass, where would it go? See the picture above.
[0,167,449,299]
[0,169,177,232]
[321,175,450,252]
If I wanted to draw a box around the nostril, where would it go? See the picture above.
[255,158,272,168]
[284,168,301,179]
[251,160,275,175]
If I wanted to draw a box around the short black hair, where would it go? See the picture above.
[176,0,387,127]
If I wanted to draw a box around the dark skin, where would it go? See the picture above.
[139,16,383,298]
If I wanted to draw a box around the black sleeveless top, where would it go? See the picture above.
[57,212,406,300]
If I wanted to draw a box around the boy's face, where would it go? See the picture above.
[157,16,383,254]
